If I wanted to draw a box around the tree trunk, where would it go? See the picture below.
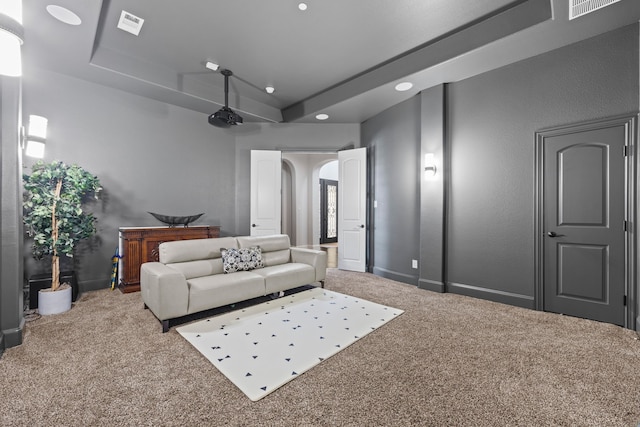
[51,179,63,291]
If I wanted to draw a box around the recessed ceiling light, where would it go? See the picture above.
[46,4,81,25]
[316,113,329,121]
[298,3,308,11]
[265,86,275,94]
[395,82,413,92]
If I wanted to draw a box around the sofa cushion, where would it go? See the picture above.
[221,246,264,273]
[159,237,238,264]
[187,272,265,314]
[237,235,291,267]
[262,249,291,267]
[166,258,223,280]
[251,263,316,293]
[237,234,290,251]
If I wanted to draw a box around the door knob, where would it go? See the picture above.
[252,224,257,227]
[360,224,365,228]
[547,231,557,237]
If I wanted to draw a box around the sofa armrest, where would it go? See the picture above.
[290,248,327,282]
[140,262,189,321]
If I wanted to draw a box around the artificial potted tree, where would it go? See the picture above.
[23,160,102,315]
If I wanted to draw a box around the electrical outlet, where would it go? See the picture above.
[412,259,418,269]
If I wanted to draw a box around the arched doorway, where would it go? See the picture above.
[281,159,296,244]
[281,153,338,247]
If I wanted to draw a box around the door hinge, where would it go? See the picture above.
[623,295,627,306]
[624,145,630,156]
[624,220,628,232]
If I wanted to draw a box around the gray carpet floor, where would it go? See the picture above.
[1,268,640,426]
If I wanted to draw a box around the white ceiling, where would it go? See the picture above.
[21,0,640,124]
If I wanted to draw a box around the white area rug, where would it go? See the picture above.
[177,287,404,401]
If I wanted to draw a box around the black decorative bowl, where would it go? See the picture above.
[148,212,204,227]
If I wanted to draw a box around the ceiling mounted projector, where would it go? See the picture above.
[208,69,243,128]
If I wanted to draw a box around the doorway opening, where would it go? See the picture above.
[253,147,366,272]
[282,154,338,268]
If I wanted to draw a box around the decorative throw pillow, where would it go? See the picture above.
[221,246,264,273]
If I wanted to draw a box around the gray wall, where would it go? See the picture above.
[362,95,422,283]
[22,69,237,291]
[362,24,639,313]
[447,23,638,306]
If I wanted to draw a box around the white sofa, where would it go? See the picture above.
[140,234,327,332]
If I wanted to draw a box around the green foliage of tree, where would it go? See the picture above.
[23,161,102,291]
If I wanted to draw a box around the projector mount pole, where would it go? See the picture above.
[221,69,232,108]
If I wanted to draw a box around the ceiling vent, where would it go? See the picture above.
[117,10,144,36]
[569,0,621,20]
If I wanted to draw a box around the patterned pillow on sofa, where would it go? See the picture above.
[221,246,264,273]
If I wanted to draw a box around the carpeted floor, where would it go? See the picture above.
[1,269,640,426]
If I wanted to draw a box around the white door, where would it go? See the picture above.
[250,150,282,236]
[338,147,367,272]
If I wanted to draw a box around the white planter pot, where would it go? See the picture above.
[38,285,72,315]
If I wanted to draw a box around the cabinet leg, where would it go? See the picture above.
[161,320,170,333]
[320,280,325,289]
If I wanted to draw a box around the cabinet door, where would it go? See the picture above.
[118,226,219,293]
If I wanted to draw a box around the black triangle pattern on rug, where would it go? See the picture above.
[177,287,403,401]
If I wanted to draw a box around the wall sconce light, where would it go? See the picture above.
[424,153,437,180]
[0,0,24,77]
[24,115,48,158]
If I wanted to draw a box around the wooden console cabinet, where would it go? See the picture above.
[118,225,220,293]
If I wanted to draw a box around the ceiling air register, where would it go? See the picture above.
[569,0,621,20]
